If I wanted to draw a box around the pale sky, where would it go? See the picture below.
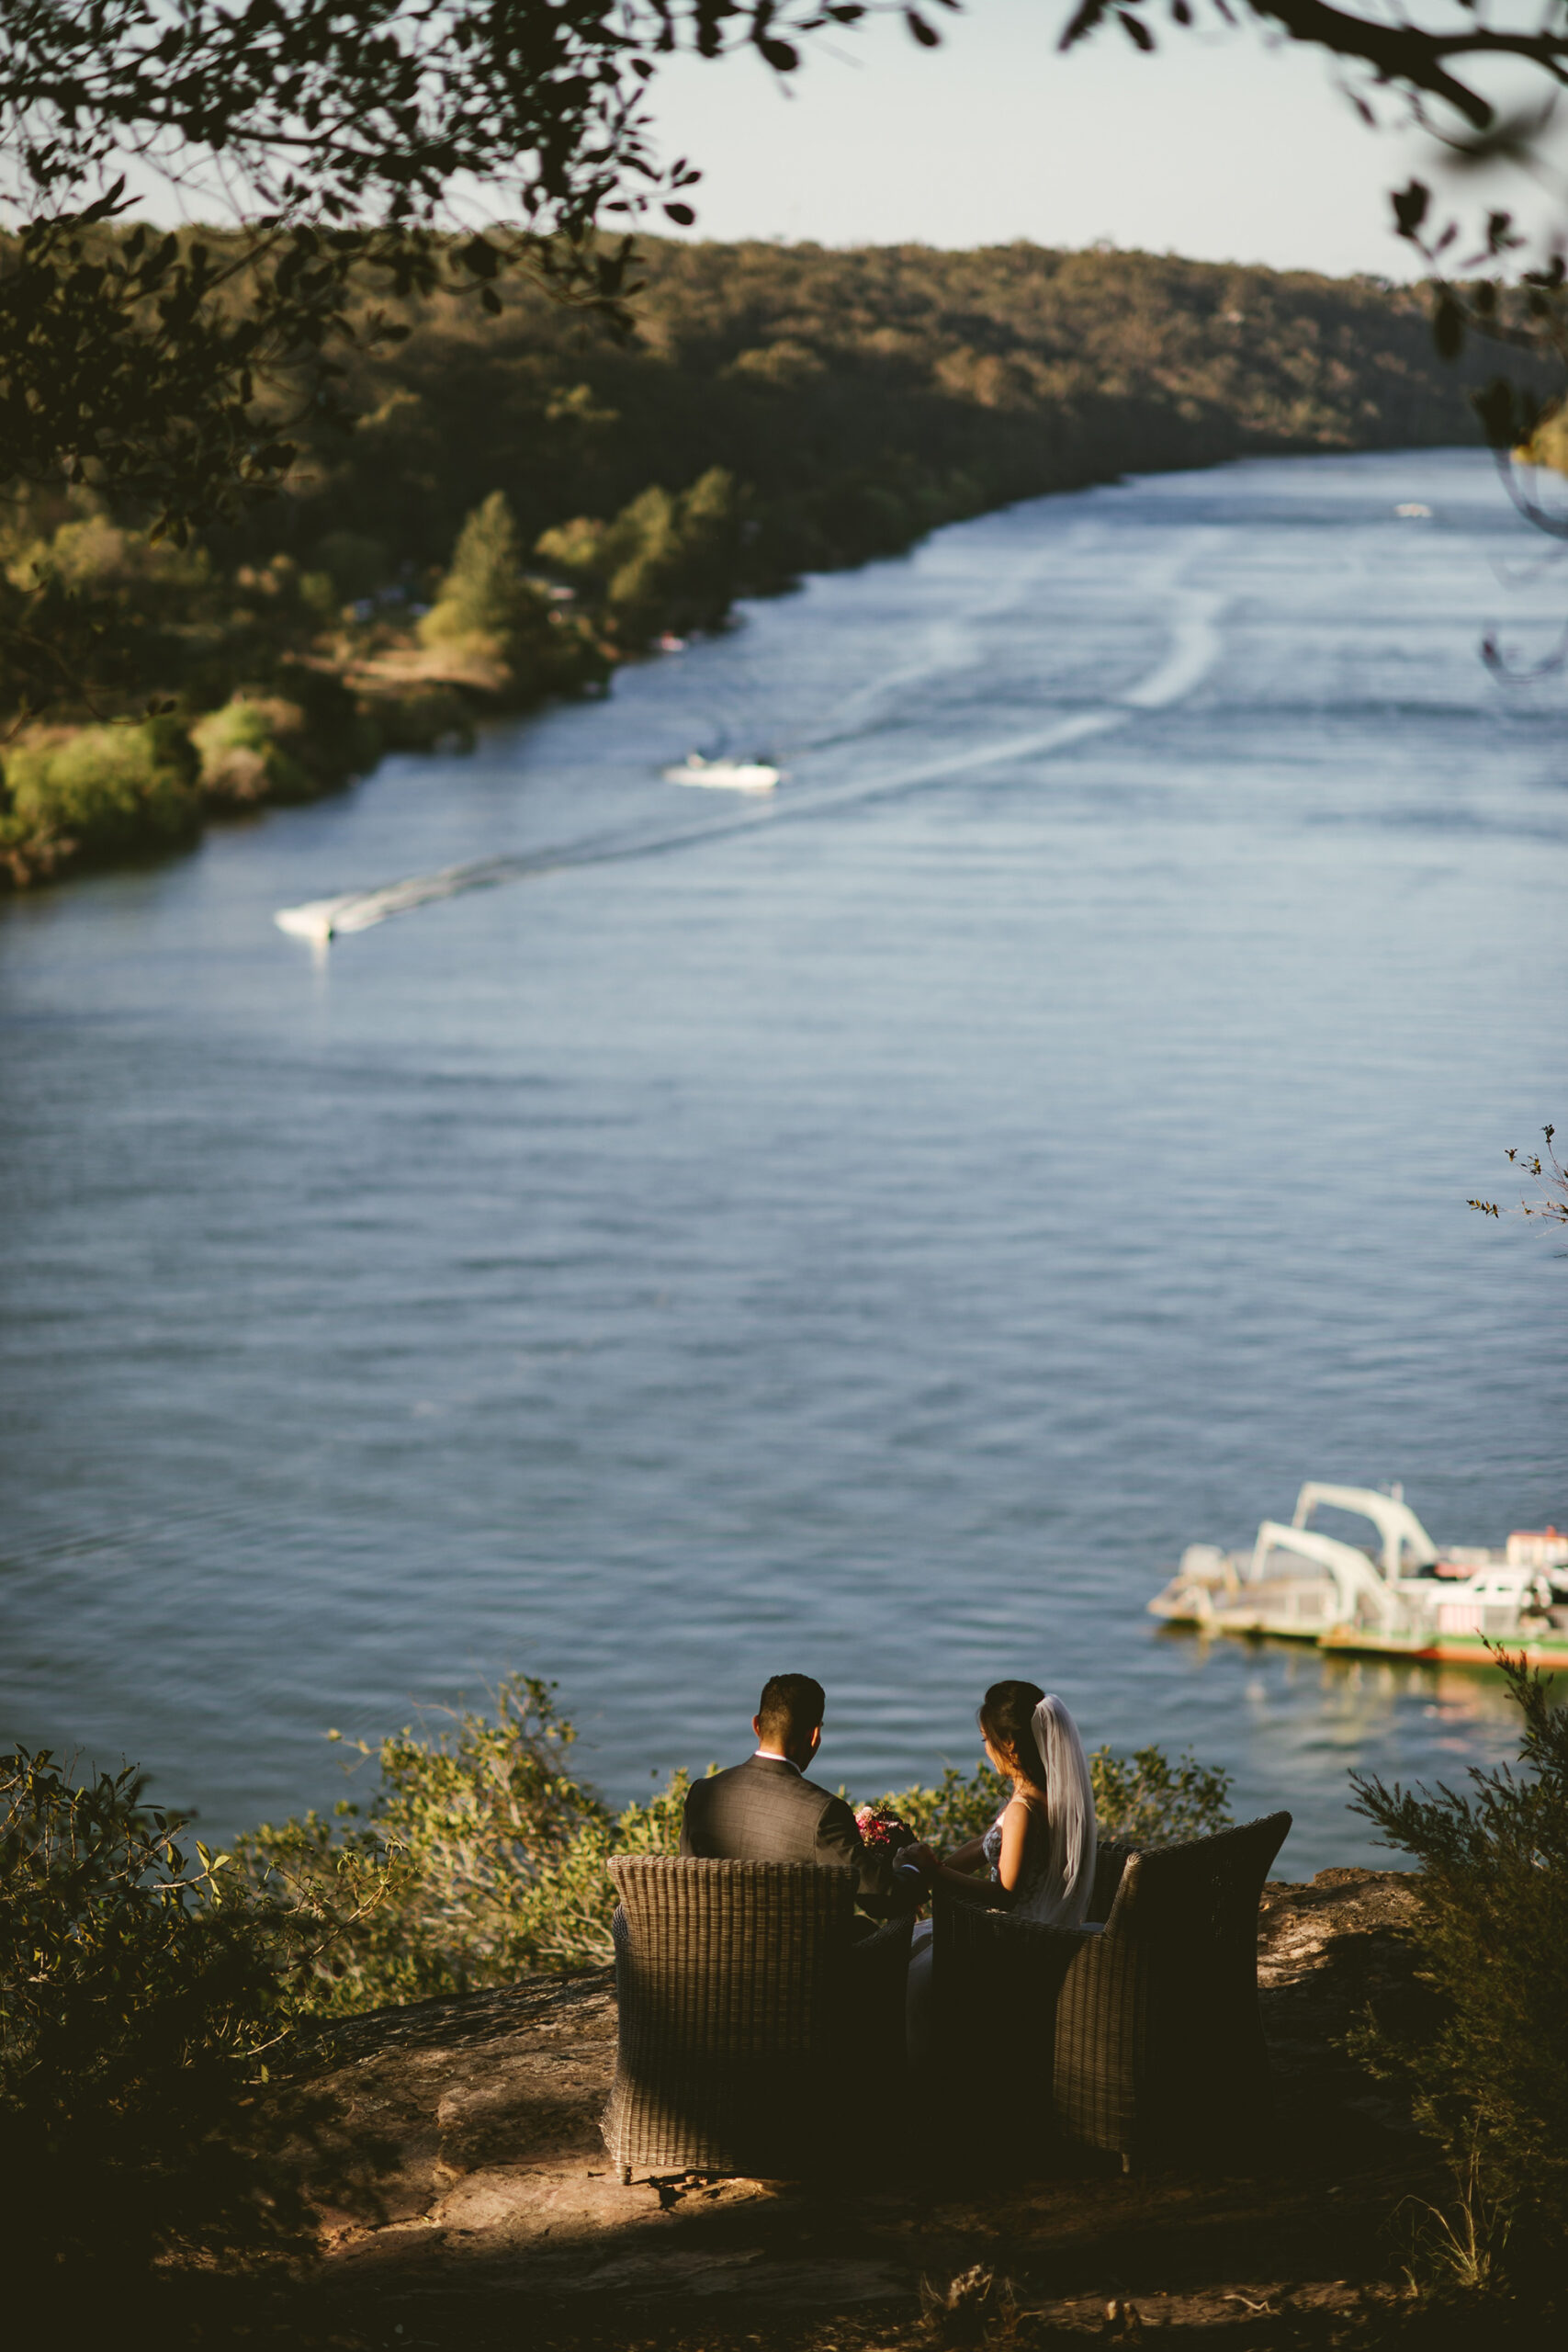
[646,1,1562,277]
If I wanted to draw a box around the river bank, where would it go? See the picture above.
[0,595,566,894]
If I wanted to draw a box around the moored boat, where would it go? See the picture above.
[1150,1483,1568,1668]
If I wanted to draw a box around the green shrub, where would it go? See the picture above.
[0,1749,317,2280]
[1,716,201,866]
[1350,1657,1568,2276]
[1087,1742,1237,1845]
[875,1743,1234,1850]
[0,802,64,886]
[188,665,375,810]
[536,465,739,646]
[191,695,313,807]
[421,490,609,701]
[235,1676,610,2011]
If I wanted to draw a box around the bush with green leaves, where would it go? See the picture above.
[1350,1657,1568,2278]
[0,714,201,880]
[0,1747,331,2281]
[875,1742,1234,1852]
[420,489,608,700]
[236,1676,609,2008]
[536,465,741,646]
[192,695,314,807]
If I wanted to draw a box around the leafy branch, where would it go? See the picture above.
[1470,1123,1568,1225]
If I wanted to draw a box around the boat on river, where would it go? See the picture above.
[662,753,781,792]
[1149,1482,1568,1667]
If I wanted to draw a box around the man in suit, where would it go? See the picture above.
[680,1671,929,1918]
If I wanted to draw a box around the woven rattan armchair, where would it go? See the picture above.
[602,1856,914,2182]
[931,1811,1291,2170]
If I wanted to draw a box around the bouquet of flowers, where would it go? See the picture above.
[854,1803,914,1853]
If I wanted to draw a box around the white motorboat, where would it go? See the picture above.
[1149,1482,1568,1667]
[662,753,781,792]
[275,897,351,944]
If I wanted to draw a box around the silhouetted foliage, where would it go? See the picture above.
[0,1747,309,2284]
[0,2,898,534]
[1066,0,1568,164]
[1064,2,1568,602]
[1350,1657,1568,2279]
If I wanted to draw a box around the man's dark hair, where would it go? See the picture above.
[756,1673,826,1750]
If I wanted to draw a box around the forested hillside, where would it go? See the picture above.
[252,240,1472,594]
[3,239,1481,889]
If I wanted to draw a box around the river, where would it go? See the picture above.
[3,446,1566,1872]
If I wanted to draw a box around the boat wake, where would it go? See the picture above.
[275,538,1230,947]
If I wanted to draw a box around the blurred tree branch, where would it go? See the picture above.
[0,0,913,536]
[1063,1,1568,650]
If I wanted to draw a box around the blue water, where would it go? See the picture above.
[3,447,1565,1873]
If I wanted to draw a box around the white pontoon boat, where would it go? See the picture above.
[1149,1483,1568,1667]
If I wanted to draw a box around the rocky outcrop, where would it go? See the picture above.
[273,1870,1435,2343]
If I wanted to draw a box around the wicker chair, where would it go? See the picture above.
[931,1811,1291,2170]
[602,1855,914,2182]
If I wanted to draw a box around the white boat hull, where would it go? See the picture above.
[662,757,780,792]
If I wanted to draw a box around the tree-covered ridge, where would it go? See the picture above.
[283,237,1475,592]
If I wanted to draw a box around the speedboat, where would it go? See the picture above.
[1149,1482,1568,1667]
[275,897,352,944]
[662,753,781,792]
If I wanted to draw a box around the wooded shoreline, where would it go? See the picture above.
[1,239,1487,894]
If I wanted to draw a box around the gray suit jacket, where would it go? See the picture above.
[679,1754,908,1917]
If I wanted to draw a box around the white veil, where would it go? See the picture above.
[1016,1693,1098,1928]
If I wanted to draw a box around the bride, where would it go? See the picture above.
[905,1679,1098,2054]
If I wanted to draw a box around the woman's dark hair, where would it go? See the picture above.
[977,1680,1047,1792]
